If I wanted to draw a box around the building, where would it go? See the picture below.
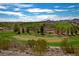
[0,27,13,32]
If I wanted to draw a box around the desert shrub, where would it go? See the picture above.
[61,38,74,54]
[16,41,28,51]
[0,32,16,50]
[62,40,74,53]
[0,39,10,50]
[61,37,79,55]
[26,39,48,55]
[48,32,52,34]
[10,39,28,51]
[33,39,48,55]
[10,39,20,49]
[27,40,36,49]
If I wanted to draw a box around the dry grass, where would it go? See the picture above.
[13,34,65,43]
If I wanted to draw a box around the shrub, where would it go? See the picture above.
[33,39,48,55]
[26,39,48,55]
[27,40,36,49]
[0,39,10,50]
[62,37,79,55]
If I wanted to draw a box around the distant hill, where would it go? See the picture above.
[71,19,79,24]
[0,18,79,24]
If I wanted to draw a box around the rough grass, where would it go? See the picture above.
[67,36,79,46]
[0,32,28,50]
[14,34,65,46]
[0,32,79,48]
[61,36,79,55]
[0,32,16,49]
[0,32,65,47]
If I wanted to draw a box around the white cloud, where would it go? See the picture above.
[54,6,60,8]
[19,4,33,7]
[0,5,7,9]
[20,15,79,22]
[0,18,22,22]
[0,14,79,22]
[67,5,75,8]
[15,3,33,8]
[54,9,68,12]
[18,15,59,22]
[76,10,79,11]
[0,11,25,17]
[27,8,54,13]
[27,8,68,13]
[35,15,57,20]
[19,15,75,22]
[0,0,78,3]
[14,8,20,11]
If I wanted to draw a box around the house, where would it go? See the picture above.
[0,27,13,32]
[0,27,5,32]
[44,27,57,35]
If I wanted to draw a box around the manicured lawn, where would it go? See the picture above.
[48,42,62,46]
[0,32,16,40]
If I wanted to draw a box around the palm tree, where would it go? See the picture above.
[40,24,45,35]
[14,24,22,34]
[14,24,19,32]
[54,21,75,36]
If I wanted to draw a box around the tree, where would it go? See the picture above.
[40,24,45,35]
[14,24,19,32]
[26,27,30,33]
[22,28,25,33]
[14,24,22,34]
[54,21,75,36]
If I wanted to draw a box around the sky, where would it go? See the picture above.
[0,3,79,22]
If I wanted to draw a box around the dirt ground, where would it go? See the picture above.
[0,47,74,56]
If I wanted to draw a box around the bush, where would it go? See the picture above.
[27,40,36,49]
[0,39,10,50]
[33,39,48,55]
[26,39,48,55]
[10,39,28,51]
[61,37,79,55]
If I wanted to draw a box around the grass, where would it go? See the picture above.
[67,36,79,46]
[14,33,65,46]
[0,32,79,49]
[0,39,10,50]
[61,36,79,55]
[0,32,65,48]
[48,42,63,46]
[0,32,16,39]
[0,32,17,49]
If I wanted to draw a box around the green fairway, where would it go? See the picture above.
[48,42,63,46]
[0,32,16,39]
[67,36,79,46]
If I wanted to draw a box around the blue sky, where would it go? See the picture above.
[0,3,79,22]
